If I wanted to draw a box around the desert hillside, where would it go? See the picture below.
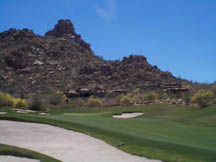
[0,19,188,97]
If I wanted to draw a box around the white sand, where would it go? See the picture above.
[15,109,37,114]
[0,120,161,162]
[0,112,7,115]
[0,156,40,162]
[113,112,144,118]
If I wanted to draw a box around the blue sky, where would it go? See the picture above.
[0,0,216,83]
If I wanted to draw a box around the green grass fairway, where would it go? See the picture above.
[0,144,61,162]
[1,104,216,162]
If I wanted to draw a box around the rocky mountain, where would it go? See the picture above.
[0,19,186,97]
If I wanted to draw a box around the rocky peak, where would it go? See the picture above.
[45,19,91,50]
[45,19,80,38]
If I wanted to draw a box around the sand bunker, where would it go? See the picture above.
[113,112,144,118]
[38,112,49,115]
[0,112,7,115]
[15,109,36,114]
[0,156,40,162]
[0,120,161,162]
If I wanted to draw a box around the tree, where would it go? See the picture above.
[191,89,214,108]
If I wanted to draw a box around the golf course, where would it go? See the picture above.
[1,104,216,162]
[1,0,216,161]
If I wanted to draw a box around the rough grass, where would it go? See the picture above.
[0,144,61,162]
[1,104,216,162]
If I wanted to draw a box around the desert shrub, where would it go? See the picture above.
[87,96,102,107]
[0,92,14,106]
[120,95,133,105]
[0,91,26,107]
[28,96,44,111]
[115,94,124,105]
[116,93,138,105]
[155,91,163,100]
[133,88,141,96]
[71,98,86,107]
[119,94,135,105]
[132,89,142,104]
[105,92,117,99]
[48,94,64,105]
[155,91,168,100]
[191,89,214,108]
[133,95,140,104]
[182,92,191,105]
[167,92,179,99]
[212,83,216,97]
[212,83,216,104]
[128,93,136,104]
[142,91,157,102]
[14,98,27,108]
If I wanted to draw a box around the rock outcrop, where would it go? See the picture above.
[45,19,91,50]
[45,19,79,37]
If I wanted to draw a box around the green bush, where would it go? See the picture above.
[142,91,157,102]
[191,89,214,108]
[28,97,44,111]
[87,96,102,107]
[116,93,138,105]
[120,95,133,105]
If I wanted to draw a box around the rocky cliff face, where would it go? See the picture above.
[0,19,184,97]
[78,55,178,90]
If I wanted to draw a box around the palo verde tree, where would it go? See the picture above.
[191,89,214,108]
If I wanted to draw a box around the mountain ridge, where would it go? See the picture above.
[0,19,188,97]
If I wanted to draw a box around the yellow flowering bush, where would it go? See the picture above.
[0,91,27,108]
[87,96,102,107]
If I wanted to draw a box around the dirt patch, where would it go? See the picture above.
[112,112,144,118]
